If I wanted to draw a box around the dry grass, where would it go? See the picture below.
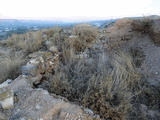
[129,47,145,68]
[39,50,141,119]
[0,52,25,83]
[1,22,159,119]
[43,27,67,50]
[70,24,98,52]
[6,31,44,53]
[148,19,160,46]
[131,18,153,34]
[82,52,141,119]
[131,17,160,46]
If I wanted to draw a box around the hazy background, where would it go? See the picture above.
[0,0,159,21]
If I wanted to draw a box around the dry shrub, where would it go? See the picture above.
[43,27,62,39]
[43,27,67,50]
[129,47,145,68]
[131,18,160,46]
[149,31,160,46]
[70,24,98,52]
[129,83,160,120]
[105,19,134,50]
[148,19,160,46]
[39,50,141,119]
[0,52,25,83]
[82,52,141,119]
[131,18,153,34]
[6,31,44,53]
[60,40,75,64]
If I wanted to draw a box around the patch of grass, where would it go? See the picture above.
[6,31,44,53]
[0,52,25,83]
[43,27,67,50]
[130,47,145,68]
[70,24,98,53]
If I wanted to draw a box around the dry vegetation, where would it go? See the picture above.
[6,31,44,53]
[0,18,160,119]
[131,17,160,46]
[39,50,142,119]
[70,24,98,52]
[0,52,24,83]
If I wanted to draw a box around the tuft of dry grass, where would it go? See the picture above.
[129,47,145,68]
[0,52,25,83]
[42,27,67,50]
[6,31,44,53]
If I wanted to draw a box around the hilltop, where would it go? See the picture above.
[0,17,160,120]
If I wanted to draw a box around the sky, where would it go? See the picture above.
[0,0,159,21]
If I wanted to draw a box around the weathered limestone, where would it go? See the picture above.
[21,51,59,85]
[0,87,14,109]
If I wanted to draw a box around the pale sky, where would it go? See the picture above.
[0,0,159,21]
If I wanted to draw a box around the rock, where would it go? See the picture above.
[2,76,100,120]
[29,74,42,85]
[28,51,59,74]
[21,51,59,85]
[0,87,14,109]
[155,71,159,75]
[21,63,38,77]
[8,75,31,92]
[0,79,12,88]
[49,46,58,53]
[44,40,52,49]
[0,112,8,120]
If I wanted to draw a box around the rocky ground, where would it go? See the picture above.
[0,75,99,120]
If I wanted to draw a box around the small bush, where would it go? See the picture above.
[149,20,160,46]
[131,18,160,46]
[131,18,153,34]
[6,31,44,53]
[70,24,98,52]
[43,27,67,50]
[0,52,25,83]
[130,47,145,68]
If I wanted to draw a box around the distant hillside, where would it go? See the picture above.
[0,19,114,40]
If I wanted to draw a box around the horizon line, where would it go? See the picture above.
[0,14,159,22]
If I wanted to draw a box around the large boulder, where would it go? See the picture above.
[0,80,14,110]
[0,87,14,109]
